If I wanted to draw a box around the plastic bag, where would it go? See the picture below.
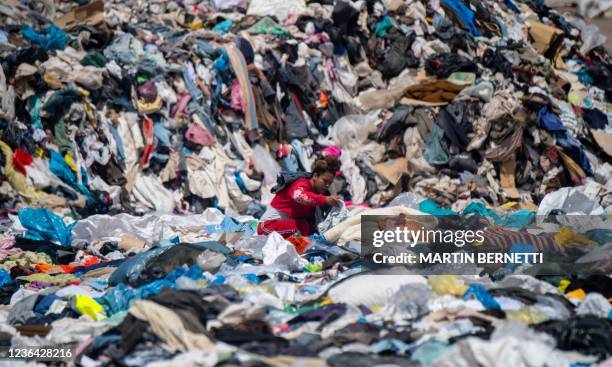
[329,113,379,151]
[388,192,425,210]
[73,294,106,321]
[247,0,307,22]
[430,275,469,296]
[262,232,305,271]
[463,284,501,310]
[17,208,75,246]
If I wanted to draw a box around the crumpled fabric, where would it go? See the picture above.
[18,208,74,246]
[129,300,215,353]
[317,202,350,233]
[21,25,69,51]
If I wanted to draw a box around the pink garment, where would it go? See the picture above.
[322,146,341,159]
[230,79,245,112]
[171,93,191,118]
[185,123,215,146]
[0,237,21,260]
[283,13,300,26]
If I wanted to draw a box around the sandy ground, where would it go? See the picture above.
[591,17,612,52]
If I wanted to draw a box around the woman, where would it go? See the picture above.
[258,156,342,237]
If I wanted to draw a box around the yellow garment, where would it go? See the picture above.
[559,151,587,182]
[137,96,163,114]
[430,275,468,296]
[554,227,596,246]
[558,279,571,293]
[16,272,76,286]
[566,288,586,301]
[507,306,548,324]
[498,201,539,211]
[64,153,77,172]
[0,140,48,200]
[74,295,106,321]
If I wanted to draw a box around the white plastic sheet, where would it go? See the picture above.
[247,0,307,22]
[261,232,305,271]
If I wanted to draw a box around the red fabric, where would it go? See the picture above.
[257,219,312,238]
[13,148,33,175]
[258,178,328,238]
[140,115,154,168]
[270,178,326,220]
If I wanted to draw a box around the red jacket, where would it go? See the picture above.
[270,178,327,220]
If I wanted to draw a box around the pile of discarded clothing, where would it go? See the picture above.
[1,0,611,365]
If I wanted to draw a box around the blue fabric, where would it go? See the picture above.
[18,208,75,246]
[213,19,233,34]
[213,50,230,72]
[538,106,566,132]
[505,243,536,271]
[538,107,592,176]
[108,124,125,161]
[183,62,202,99]
[282,154,300,172]
[495,210,535,229]
[241,274,260,284]
[108,246,167,286]
[441,0,481,36]
[463,284,501,310]
[98,265,203,314]
[34,294,61,314]
[153,123,172,148]
[0,270,12,288]
[585,229,612,245]
[21,25,69,51]
[28,96,43,129]
[49,151,94,204]
[234,171,248,194]
[463,202,500,220]
[503,0,520,14]
[419,199,458,216]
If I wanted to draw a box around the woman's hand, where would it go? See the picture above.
[325,196,342,207]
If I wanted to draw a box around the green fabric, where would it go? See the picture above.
[28,95,43,129]
[249,17,289,37]
[375,16,395,37]
[80,51,108,67]
[54,118,73,154]
[424,125,450,165]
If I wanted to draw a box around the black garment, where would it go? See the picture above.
[435,103,474,150]
[328,352,419,367]
[148,288,226,333]
[425,53,478,78]
[13,238,76,264]
[1,45,49,80]
[288,304,347,328]
[42,88,83,124]
[448,153,478,173]
[482,48,513,77]
[377,106,412,142]
[271,171,312,194]
[532,316,612,360]
[375,31,418,79]
[331,1,360,36]
[0,283,19,305]
[565,275,612,298]
[586,66,612,93]
[583,108,609,130]
[212,321,285,346]
[284,98,309,140]
[133,242,230,286]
